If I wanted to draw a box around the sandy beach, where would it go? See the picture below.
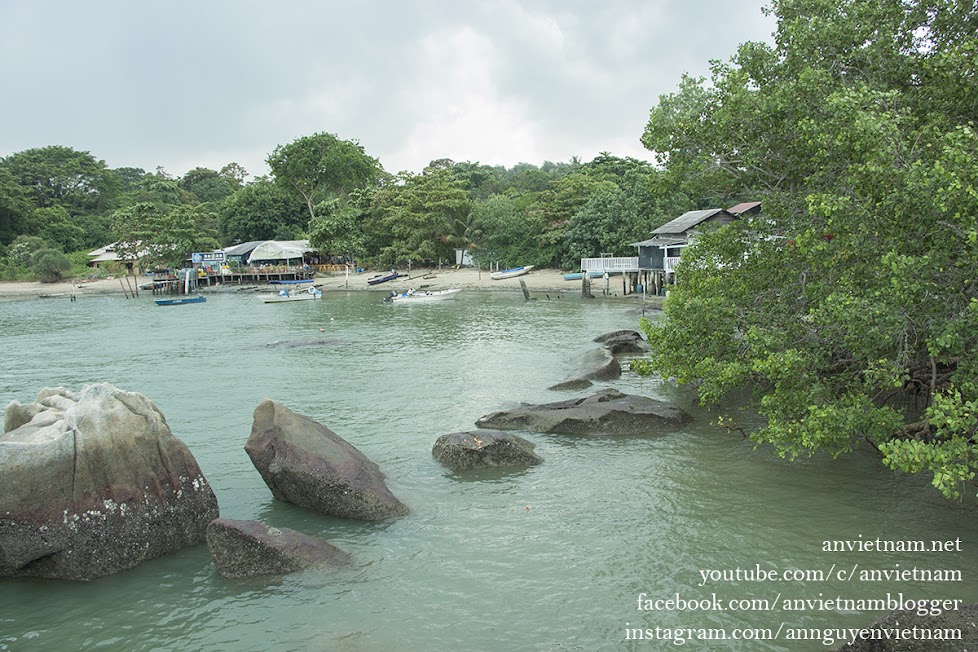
[0,267,648,300]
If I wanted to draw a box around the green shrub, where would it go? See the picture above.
[31,248,72,283]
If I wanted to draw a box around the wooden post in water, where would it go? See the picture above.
[519,279,530,301]
[582,274,593,298]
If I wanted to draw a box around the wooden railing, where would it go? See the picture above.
[665,256,682,273]
[580,256,639,273]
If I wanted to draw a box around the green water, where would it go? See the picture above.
[1,289,975,651]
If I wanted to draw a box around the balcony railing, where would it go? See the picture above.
[580,256,639,273]
[665,256,681,272]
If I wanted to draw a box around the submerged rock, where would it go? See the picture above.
[245,400,409,521]
[837,603,978,651]
[0,384,219,581]
[547,347,620,390]
[593,330,651,356]
[476,389,692,436]
[206,518,351,578]
[432,429,543,470]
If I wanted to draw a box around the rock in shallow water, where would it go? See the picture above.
[245,399,409,521]
[476,389,692,436]
[206,518,352,578]
[0,383,219,581]
[432,429,543,470]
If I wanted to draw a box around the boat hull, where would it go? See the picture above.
[155,296,206,306]
[490,265,534,280]
[259,292,322,303]
[387,288,461,304]
[367,272,400,285]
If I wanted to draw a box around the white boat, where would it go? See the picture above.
[385,288,461,304]
[490,265,534,280]
[259,285,323,303]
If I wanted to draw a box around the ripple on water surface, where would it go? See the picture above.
[1,292,976,651]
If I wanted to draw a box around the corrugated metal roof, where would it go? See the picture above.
[728,201,761,215]
[651,209,726,235]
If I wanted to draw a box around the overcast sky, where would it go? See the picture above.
[1,1,775,181]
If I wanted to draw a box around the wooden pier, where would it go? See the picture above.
[150,267,315,295]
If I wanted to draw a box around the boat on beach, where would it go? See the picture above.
[385,288,461,304]
[367,271,401,285]
[490,265,534,280]
[155,294,206,306]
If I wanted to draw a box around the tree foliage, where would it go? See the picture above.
[30,248,71,283]
[218,178,306,244]
[111,202,219,269]
[636,0,978,499]
[267,132,382,224]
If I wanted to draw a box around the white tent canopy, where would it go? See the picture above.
[246,240,317,262]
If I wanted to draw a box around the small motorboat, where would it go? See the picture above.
[490,265,534,280]
[367,270,401,285]
[259,284,323,303]
[155,293,206,306]
[385,288,461,304]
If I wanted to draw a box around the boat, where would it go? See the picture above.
[259,284,323,303]
[155,293,206,306]
[367,270,400,285]
[490,265,534,280]
[385,288,461,304]
[562,271,605,281]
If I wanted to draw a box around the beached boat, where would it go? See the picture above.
[259,284,323,303]
[562,271,605,281]
[385,288,461,304]
[367,271,400,285]
[490,265,534,280]
[155,294,206,306]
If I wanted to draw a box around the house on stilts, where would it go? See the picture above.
[631,202,760,296]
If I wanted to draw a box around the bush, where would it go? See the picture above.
[31,248,72,283]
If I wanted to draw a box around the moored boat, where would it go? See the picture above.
[385,288,461,304]
[562,271,605,281]
[259,284,323,303]
[490,265,534,280]
[155,294,206,306]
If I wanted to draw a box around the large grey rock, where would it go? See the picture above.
[206,518,351,578]
[432,430,543,470]
[837,603,978,651]
[476,389,692,436]
[593,330,651,356]
[0,384,219,581]
[245,400,409,521]
[547,347,620,390]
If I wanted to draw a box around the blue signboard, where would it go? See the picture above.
[192,251,225,264]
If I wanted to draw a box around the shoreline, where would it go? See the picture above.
[0,267,659,303]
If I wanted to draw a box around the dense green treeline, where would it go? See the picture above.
[0,132,697,280]
[636,0,978,499]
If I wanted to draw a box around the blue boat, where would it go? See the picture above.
[367,271,400,285]
[155,294,206,306]
[563,271,606,281]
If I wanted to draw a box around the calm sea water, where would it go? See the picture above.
[1,288,976,651]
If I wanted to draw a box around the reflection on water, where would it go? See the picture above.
[1,290,976,651]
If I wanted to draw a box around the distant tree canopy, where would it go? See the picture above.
[2,122,696,283]
[636,0,978,499]
[267,132,383,224]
